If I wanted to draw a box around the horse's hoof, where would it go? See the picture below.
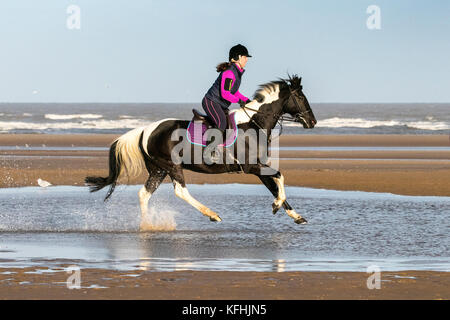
[272,203,280,215]
[210,216,222,222]
[294,217,308,225]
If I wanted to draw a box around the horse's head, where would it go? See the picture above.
[281,75,316,129]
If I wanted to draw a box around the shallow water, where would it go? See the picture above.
[0,184,449,272]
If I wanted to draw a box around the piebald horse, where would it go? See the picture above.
[85,75,317,228]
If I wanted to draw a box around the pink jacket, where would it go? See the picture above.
[220,63,249,103]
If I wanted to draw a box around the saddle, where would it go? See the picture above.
[187,108,237,147]
[191,108,232,130]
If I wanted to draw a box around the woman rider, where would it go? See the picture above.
[202,44,252,139]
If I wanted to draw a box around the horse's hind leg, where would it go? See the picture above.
[139,162,167,230]
[169,167,222,222]
[257,173,307,224]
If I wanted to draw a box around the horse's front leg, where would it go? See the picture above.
[255,170,286,214]
[270,172,286,214]
[257,173,307,224]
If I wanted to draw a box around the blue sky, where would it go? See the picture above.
[0,0,449,103]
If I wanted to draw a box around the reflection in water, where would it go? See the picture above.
[138,261,152,272]
[272,259,286,272]
[174,261,195,271]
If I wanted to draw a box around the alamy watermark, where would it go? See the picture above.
[66,265,81,289]
[366,265,381,289]
[366,5,381,30]
[66,5,81,30]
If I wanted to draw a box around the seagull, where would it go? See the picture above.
[37,178,52,188]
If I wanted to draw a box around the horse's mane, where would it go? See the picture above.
[253,74,302,103]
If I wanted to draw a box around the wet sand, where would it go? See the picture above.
[1,134,449,196]
[1,133,449,147]
[0,267,448,300]
[0,134,449,300]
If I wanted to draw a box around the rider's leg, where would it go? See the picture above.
[201,97,228,162]
[202,97,227,131]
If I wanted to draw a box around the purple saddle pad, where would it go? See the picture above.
[186,112,238,147]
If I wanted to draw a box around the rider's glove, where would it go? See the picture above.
[239,99,250,108]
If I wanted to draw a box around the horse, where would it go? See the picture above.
[85,75,317,229]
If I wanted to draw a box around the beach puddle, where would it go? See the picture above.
[0,184,449,272]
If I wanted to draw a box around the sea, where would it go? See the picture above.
[0,103,449,135]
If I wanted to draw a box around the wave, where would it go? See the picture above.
[45,113,103,120]
[284,117,449,131]
[0,119,153,132]
[1,116,448,133]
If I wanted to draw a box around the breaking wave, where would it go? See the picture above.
[44,113,103,120]
[0,119,154,132]
[285,117,450,131]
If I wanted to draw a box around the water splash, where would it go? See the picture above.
[139,206,177,232]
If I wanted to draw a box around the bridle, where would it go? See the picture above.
[239,87,312,136]
[282,88,313,122]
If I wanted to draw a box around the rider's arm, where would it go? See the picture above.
[220,70,249,103]
[234,90,249,103]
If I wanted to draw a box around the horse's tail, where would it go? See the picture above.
[85,127,146,201]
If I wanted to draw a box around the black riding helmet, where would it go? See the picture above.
[229,44,252,61]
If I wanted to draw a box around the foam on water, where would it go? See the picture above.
[44,114,103,120]
[0,118,153,132]
[284,117,450,131]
